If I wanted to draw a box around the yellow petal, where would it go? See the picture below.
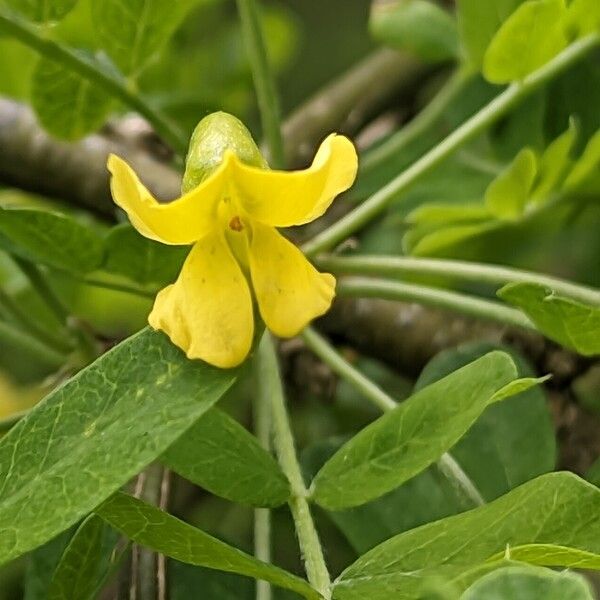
[108,153,232,245]
[233,134,358,227]
[249,222,335,337]
[148,231,254,368]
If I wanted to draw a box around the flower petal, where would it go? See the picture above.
[148,231,254,368]
[249,223,335,337]
[234,134,357,227]
[108,153,231,245]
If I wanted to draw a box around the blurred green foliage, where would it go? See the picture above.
[0,0,598,597]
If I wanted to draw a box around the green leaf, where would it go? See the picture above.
[31,56,112,140]
[532,119,578,200]
[309,344,553,555]
[91,0,196,75]
[48,515,119,600]
[456,0,524,69]
[405,222,499,256]
[102,224,187,286]
[483,0,568,84]
[492,543,600,569]
[498,282,600,355]
[333,472,600,600]
[169,560,253,600]
[2,0,78,23]
[565,0,600,37]
[311,343,555,555]
[369,0,459,63]
[407,203,491,225]
[97,492,320,600]
[485,148,538,220]
[24,532,73,600]
[491,375,550,401]
[310,352,518,510]
[162,408,290,508]
[0,207,105,274]
[460,565,594,600]
[414,343,556,503]
[0,328,237,566]
[565,129,600,193]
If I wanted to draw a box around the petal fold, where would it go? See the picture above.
[108,154,230,245]
[249,223,335,337]
[149,231,254,368]
[234,134,358,227]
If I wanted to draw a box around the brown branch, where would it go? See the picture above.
[282,49,429,166]
[0,99,181,218]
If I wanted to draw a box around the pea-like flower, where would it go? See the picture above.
[107,112,357,368]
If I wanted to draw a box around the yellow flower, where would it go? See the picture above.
[107,112,357,368]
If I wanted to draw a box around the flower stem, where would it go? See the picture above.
[336,276,536,331]
[301,326,484,508]
[257,334,331,599]
[254,355,274,600]
[0,9,188,156]
[236,0,285,169]
[316,255,600,306]
[302,35,600,256]
[359,67,473,175]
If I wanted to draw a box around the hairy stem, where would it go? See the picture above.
[301,327,484,507]
[316,255,600,305]
[302,35,600,256]
[257,334,331,598]
[336,276,536,331]
[236,0,285,168]
[254,354,274,600]
[0,10,188,156]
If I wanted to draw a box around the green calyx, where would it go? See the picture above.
[182,111,268,193]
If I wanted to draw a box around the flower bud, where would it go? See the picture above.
[182,111,268,193]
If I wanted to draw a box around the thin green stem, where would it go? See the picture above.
[436,453,485,507]
[303,35,600,256]
[14,258,70,323]
[0,285,73,352]
[14,258,100,362]
[257,334,331,599]
[236,0,285,168]
[316,255,600,306]
[360,67,472,175]
[254,357,274,600]
[80,276,157,299]
[336,276,537,331]
[0,9,188,156]
[457,149,504,176]
[301,327,484,507]
[0,320,66,367]
[301,327,396,412]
